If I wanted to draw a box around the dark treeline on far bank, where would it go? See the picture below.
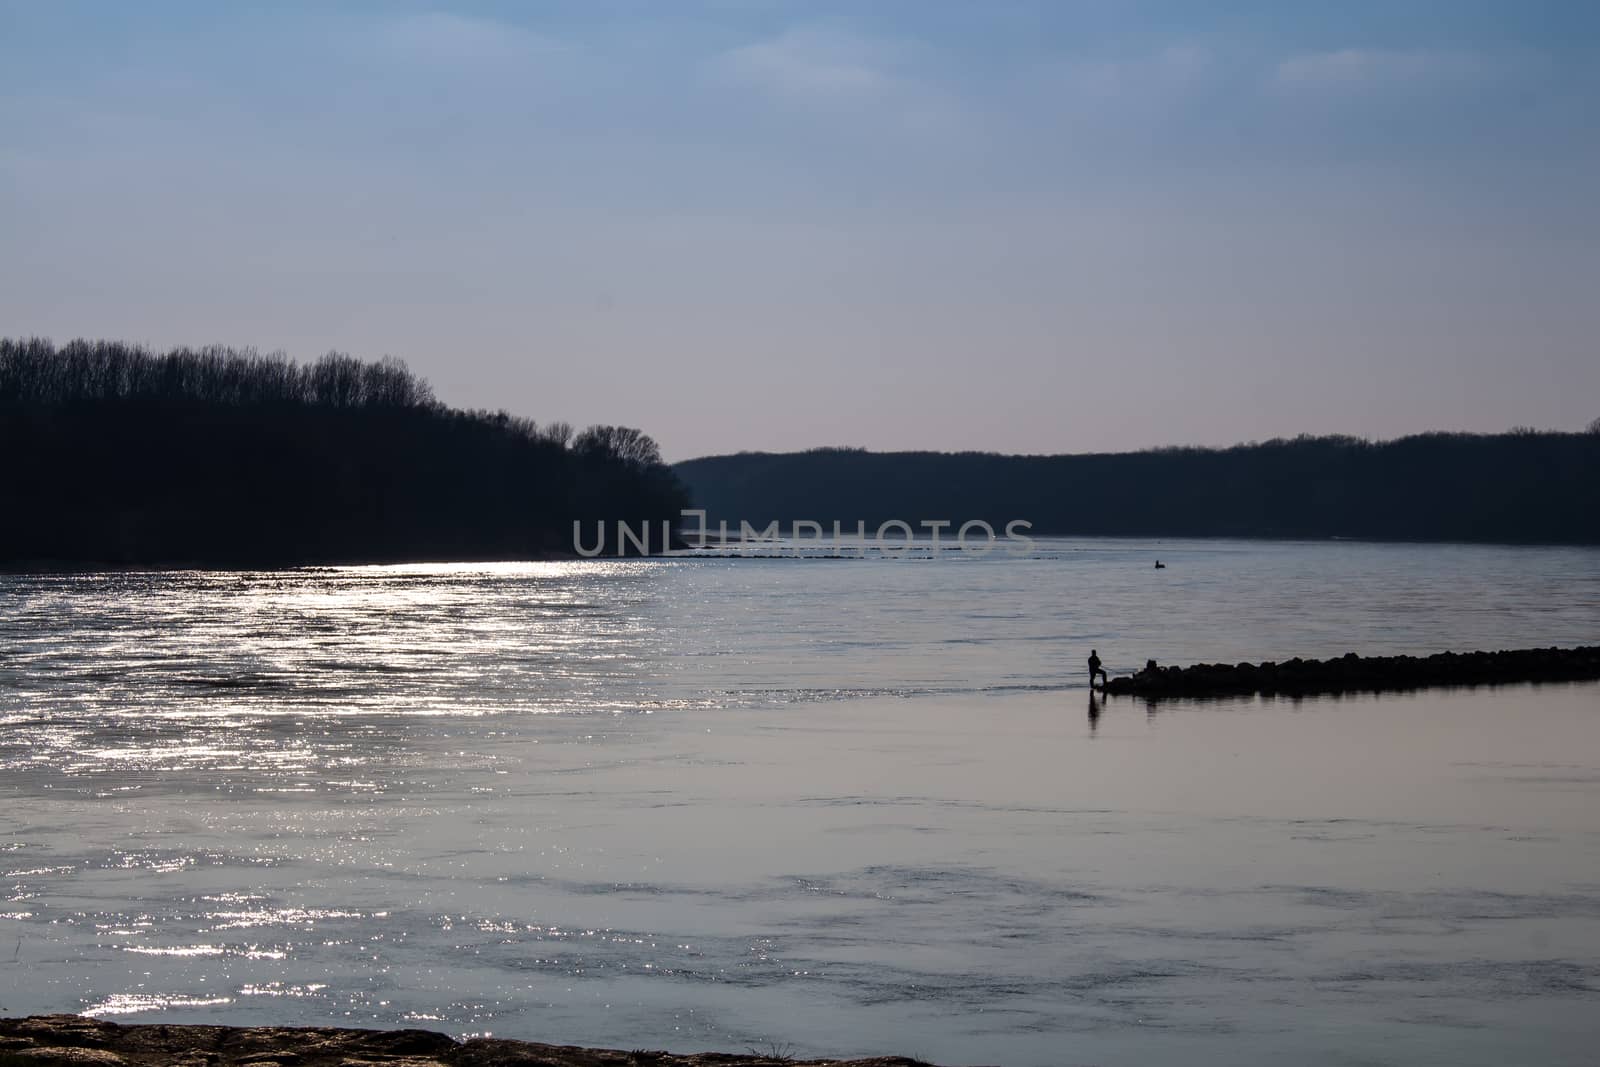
[1,338,688,566]
[675,432,1600,544]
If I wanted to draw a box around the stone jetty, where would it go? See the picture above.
[1102,645,1600,699]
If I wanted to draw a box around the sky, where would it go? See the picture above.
[2,2,1597,461]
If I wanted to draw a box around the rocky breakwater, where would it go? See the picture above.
[1102,645,1600,700]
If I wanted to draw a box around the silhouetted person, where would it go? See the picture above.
[1154,559,1166,569]
[1088,649,1107,690]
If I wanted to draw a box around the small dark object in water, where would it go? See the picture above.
[1103,645,1600,700]
[1154,560,1165,568]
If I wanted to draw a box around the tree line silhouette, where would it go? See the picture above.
[675,431,1600,544]
[1,338,688,566]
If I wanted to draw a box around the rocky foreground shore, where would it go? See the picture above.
[1102,644,1600,699]
[0,1017,954,1067]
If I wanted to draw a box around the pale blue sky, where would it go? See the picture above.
[3,2,1596,459]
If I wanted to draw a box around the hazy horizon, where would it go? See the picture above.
[4,1,1597,462]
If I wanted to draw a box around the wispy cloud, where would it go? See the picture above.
[1273,48,1507,91]
[374,12,562,67]
[1049,44,1214,101]
[712,25,967,137]
[717,27,902,98]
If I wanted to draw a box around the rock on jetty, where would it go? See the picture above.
[1102,645,1600,700]
[0,1016,955,1067]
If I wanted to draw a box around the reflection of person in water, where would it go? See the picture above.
[1088,649,1107,689]
[1087,691,1102,734]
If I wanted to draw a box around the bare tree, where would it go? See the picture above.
[539,421,573,448]
[574,425,664,469]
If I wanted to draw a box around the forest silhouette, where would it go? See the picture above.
[7,338,1597,566]
[676,432,1600,545]
[0,338,688,566]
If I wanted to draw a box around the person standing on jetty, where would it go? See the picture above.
[1088,649,1107,690]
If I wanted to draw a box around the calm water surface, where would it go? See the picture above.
[1,539,1598,1066]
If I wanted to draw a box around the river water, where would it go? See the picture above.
[1,539,1597,1065]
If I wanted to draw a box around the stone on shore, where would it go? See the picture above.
[0,1016,964,1067]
